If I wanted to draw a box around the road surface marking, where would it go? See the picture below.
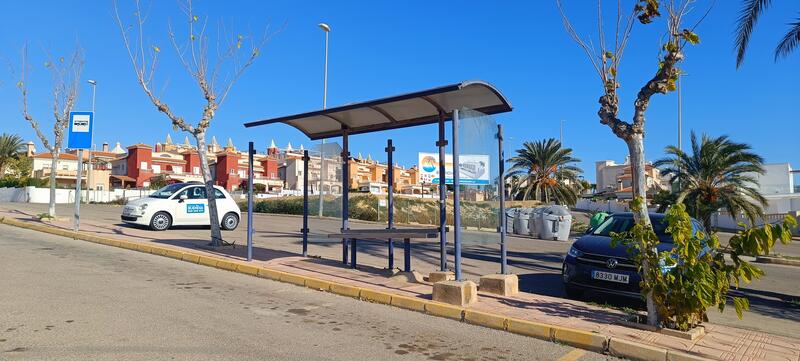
[557,348,586,361]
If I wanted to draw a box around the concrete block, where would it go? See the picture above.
[428,271,455,283]
[236,264,260,276]
[551,326,608,353]
[197,255,220,267]
[432,280,478,306]
[609,337,667,361]
[181,253,201,264]
[425,302,464,321]
[256,268,283,281]
[305,278,332,291]
[279,272,307,286]
[464,310,506,330]
[329,283,361,298]
[163,249,184,260]
[360,289,392,305]
[390,295,426,312]
[479,274,519,296]
[216,260,239,272]
[506,318,551,340]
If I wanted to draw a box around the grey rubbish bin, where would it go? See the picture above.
[529,206,546,238]
[505,208,519,234]
[513,208,533,235]
[540,205,572,241]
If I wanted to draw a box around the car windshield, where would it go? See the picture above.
[149,184,186,199]
[592,215,670,241]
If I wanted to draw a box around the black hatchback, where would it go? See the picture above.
[561,212,707,299]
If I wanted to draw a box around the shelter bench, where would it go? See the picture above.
[327,228,440,271]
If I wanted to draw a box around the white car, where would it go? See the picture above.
[121,182,241,231]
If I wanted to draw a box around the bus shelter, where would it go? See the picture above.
[243,80,512,281]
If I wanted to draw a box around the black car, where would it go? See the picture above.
[561,212,707,299]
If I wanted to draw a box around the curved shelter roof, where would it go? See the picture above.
[244,80,512,140]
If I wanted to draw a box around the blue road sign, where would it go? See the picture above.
[67,111,94,149]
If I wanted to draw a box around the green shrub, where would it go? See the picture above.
[612,201,797,330]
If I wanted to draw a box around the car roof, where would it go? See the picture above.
[173,182,225,190]
[609,212,702,224]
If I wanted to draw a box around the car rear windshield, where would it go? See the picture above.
[150,184,186,199]
[592,215,670,240]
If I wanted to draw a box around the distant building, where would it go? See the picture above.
[24,135,422,194]
[751,163,794,195]
[595,157,666,199]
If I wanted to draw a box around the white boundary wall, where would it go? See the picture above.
[0,187,154,204]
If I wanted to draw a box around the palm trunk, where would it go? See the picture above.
[48,149,58,217]
[625,133,658,326]
[195,132,223,247]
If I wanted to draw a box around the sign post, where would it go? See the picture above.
[68,111,94,232]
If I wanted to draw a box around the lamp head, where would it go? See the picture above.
[318,23,330,32]
[87,79,97,85]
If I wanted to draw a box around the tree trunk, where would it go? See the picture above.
[195,132,223,247]
[48,149,58,217]
[625,133,658,326]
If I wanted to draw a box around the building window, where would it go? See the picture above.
[193,166,200,175]
[140,161,148,170]
[173,166,182,174]
[230,169,236,175]
[152,165,161,174]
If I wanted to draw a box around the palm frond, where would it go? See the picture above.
[735,0,773,68]
[776,17,800,61]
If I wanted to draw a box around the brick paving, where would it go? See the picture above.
[1,206,799,361]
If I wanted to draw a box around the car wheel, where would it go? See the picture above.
[221,213,239,231]
[150,212,172,231]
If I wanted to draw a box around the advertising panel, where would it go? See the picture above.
[418,152,490,185]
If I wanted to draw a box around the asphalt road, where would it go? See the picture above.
[4,202,800,338]
[0,224,617,361]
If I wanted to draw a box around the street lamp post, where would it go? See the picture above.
[87,79,97,203]
[317,22,330,218]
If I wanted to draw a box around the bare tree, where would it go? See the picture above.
[556,0,706,326]
[15,44,85,218]
[113,0,267,246]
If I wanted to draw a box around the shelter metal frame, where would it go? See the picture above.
[244,80,512,280]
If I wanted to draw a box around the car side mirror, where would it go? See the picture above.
[179,194,188,203]
[585,227,594,235]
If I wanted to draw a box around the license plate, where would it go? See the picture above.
[592,270,629,284]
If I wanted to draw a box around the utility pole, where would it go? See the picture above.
[318,22,330,217]
[87,80,97,203]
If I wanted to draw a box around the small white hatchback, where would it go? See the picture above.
[121,182,241,231]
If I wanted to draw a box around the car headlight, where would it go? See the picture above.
[138,204,148,212]
[567,246,583,258]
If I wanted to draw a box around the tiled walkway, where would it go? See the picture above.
[1,207,798,361]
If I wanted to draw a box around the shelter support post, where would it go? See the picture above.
[437,112,448,272]
[452,109,462,281]
[302,150,310,257]
[386,139,396,270]
[497,125,507,274]
[342,131,350,265]
[247,142,255,262]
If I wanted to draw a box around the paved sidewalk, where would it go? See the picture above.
[1,207,799,361]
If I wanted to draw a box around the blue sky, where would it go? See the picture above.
[1,1,797,182]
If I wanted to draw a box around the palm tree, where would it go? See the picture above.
[507,138,583,206]
[0,133,25,175]
[735,0,800,67]
[654,132,767,231]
